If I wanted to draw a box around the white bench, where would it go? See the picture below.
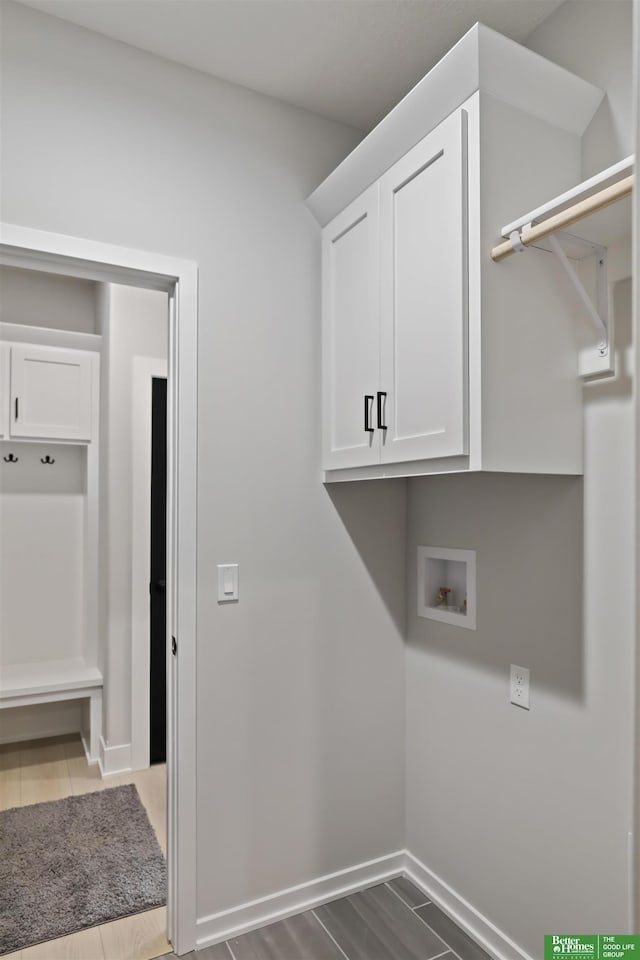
[0,658,103,762]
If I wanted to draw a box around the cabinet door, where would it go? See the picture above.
[10,344,93,441]
[322,183,380,470]
[0,344,9,439]
[379,109,468,464]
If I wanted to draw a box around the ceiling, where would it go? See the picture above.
[16,0,566,131]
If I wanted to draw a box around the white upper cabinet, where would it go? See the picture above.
[308,24,604,481]
[9,344,93,442]
[379,110,467,465]
[322,111,468,472]
[322,184,380,469]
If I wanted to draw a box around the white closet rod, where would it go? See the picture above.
[491,174,634,262]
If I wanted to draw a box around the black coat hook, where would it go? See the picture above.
[3,453,18,463]
[40,455,55,465]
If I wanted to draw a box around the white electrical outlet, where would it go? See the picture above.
[510,664,530,710]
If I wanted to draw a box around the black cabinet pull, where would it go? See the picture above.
[14,398,18,421]
[364,395,374,434]
[377,391,387,430]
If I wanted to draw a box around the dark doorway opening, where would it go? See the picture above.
[149,376,167,765]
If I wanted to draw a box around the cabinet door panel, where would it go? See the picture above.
[10,345,93,441]
[380,109,468,464]
[322,184,380,469]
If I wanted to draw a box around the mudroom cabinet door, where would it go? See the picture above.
[10,344,93,441]
[379,109,468,465]
[0,344,9,439]
[322,183,381,470]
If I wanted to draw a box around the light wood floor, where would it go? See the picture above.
[0,734,170,960]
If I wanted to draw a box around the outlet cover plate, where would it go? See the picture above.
[510,664,530,710]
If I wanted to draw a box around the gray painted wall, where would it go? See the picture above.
[525,0,633,179]
[0,265,97,333]
[0,0,406,923]
[1,0,633,953]
[405,2,635,952]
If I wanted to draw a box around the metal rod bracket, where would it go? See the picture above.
[509,229,526,253]
[547,233,613,379]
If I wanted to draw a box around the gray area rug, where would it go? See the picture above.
[0,783,166,955]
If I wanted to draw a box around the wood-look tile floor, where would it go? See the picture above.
[0,734,170,960]
[163,877,491,960]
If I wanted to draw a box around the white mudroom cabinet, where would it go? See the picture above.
[0,326,101,761]
[309,25,606,481]
[8,343,94,442]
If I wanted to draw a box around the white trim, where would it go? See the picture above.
[306,24,602,227]
[405,851,533,960]
[166,291,177,944]
[196,849,533,959]
[84,352,101,671]
[80,732,94,765]
[98,735,132,777]
[131,357,168,773]
[0,321,102,352]
[323,454,471,483]
[0,222,198,956]
[168,275,198,955]
[196,851,405,950]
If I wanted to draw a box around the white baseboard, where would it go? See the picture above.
[196,850,405,949]
[79,731,100,766]
[98,736,132,777]
[196,849,532,960]
[405,851,534,960]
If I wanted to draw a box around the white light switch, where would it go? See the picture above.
[217,564,239,602]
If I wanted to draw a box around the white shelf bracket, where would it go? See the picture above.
[547,233,613,379]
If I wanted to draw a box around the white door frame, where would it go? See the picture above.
[131,357,168,773]
[0,222,198,956]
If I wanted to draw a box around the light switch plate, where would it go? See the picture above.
[217,563,239,602]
